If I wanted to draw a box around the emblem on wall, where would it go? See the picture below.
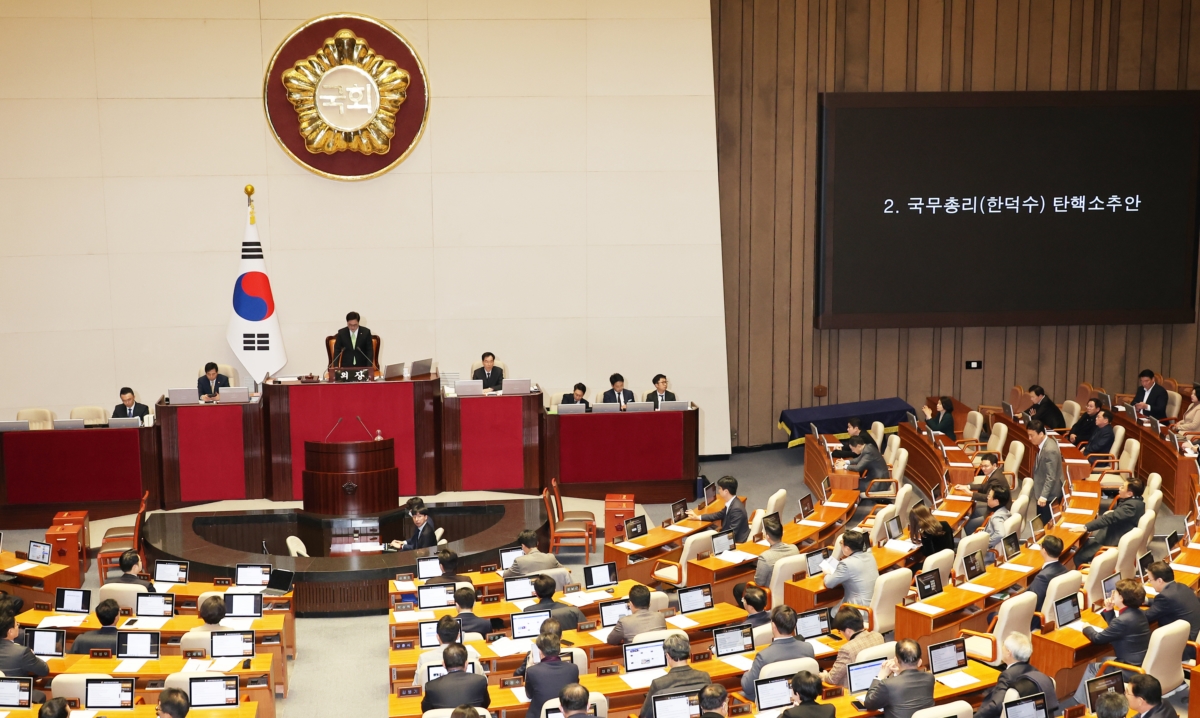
[264,14,429,181]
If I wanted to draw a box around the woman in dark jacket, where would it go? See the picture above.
[909,504,955,560]
[922,396,956,440]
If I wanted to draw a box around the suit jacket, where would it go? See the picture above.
[925,411,956,440]
[640,665,712,718]
[1145,581,1200,642]
[1070,412,1098,443]
[1029,398,1066,430]
[782,702,836,718]
[647,391,677,409]
[824,550,879,609]
[503,549,562,577]
[984,507,1012,550]
[976,662,1059,718]
[112,402,150,420]
[755,542,800,586]
[831,432,878,459]
[560,394,590,408]
[332,326,374,367]
[1140,701,1180,718]
[196,374,230,399]
[606,608,666,645]
[969,470,1008,504]
[1176,402,1200,433]
[69,626,119,655]
[1031,438,1064,503]
[421,670,491,711]
[741,636,815,698]
[1085,496,1145,547]
[457,610,493,638]
[0,639,48,678]
[425,573,471,586]
[847,445,890,480]
[862,670,935,718]
[1084,607,1151,665]
[1027,561,1068,615]
[404,522,437,551]
[526,659,580,718]
[700,496,750,544]
[113,572,155,592]
[746,611,772,629]
[413,644,486,687]
[1084,424,1116,459]
[821,630,884,687]
[914,522,955,562]
[1134,384,1169,420]
[524,598,586,631]
[602,388,635,405]
[473,366,504,391]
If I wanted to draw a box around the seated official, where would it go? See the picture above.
[112,387,150,421]
[1083,409,1116,463]
[525,632,580,718]
[738,585,771,628]
[823,529,877,609]
[1096,691,1130,718]
[921,396,956,440]
[602,373,635,408]
[524,574,586,630]
[1026,536,1067,628]
[829,417,877,459]
[0,614,48,702]
[426,549,471,586]
[472,352,503,392]
[1173,383,1200,433]
[821,606,883,688]
[515,618,562,679]
[185,596,225,635]
[421,643,490,711]
[754,516,798,585]
[1069,398,1103,444]
[963,453,1007,532]
[606,584,665,645]
[39,697,69,718]
[908,504,953,562]
[390,504,436,551]
[70,599,121,654]
[414,616,486,687]
[113,549,154,592]
[982,486,1012,565]
[560,383,590,408]
[698,684,729,718]
[1144,561,1200,660]
[453,588,494,637]
[1074,578,1151,704]
[783,671,835,718]
[1127,675,1178,718]
[558,683,592,718]
[741,606,814,699]
[842,436,889,493]
[1026,385,1066,429]
[647,374,677,408]
[862,639,934,718]
[157,688,189,718]
[197,362,230,402]
[688,476,749,543]
[1073,479,1145,567]
[1133,369,1168,419]
[639,635,712,718]
[331,311,373,368]
[503,529,563,577]
[975,633,1057,718]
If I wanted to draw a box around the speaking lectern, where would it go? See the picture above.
[302,439,399,515]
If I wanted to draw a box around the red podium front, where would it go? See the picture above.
[302,439,399,515]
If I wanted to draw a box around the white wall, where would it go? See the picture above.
[0,0,731,455]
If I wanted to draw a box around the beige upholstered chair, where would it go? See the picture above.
[286,536,308,557]
[1167,391,1183,422]
[869,421,885,447]
[197,363,240,387]
[70,406,107,426]
[1084,549,1119,605]
[1001,442,1025,489]
[958,411,984,444]
[1036,571,1082,624]
[964,421,1006,463]
[50,673,112,705]
[921,549,955,588]
[651,530,714,587]
[961,592,1037,664]
[954,532,990,578]
[179,631,212,656]
[865,450,907,502]
[1100,619,1190,695]
[1061,401,1081,431]
[768,555,807,609]
[547,390,564,409]
[1145,473,1163,496]
[851,567,911,634]
[630,628,688,645]
[1089,438,1140,490]
[856,641,896,662]
[98,583,146,611]
[868,505,897,547]
[882,434,901,465]
[912,702,973,718]
[764,489,788,519]
[16,408,54,430]
[1114,527,1145,579]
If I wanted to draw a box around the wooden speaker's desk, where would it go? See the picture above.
[1030,608,1112,699]
[442,393,543,492]
[156,400,265,508]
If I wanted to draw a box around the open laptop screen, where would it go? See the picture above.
[677,584,713,614]
[235,564,271,586]
[55,588,90,614]
[885,516,903,540]
[652,690,702,718]
[584,562,618,590]
[24,629,64,658]
[189,676,239,708]
[600,599,632,627]
[136,593,174,617]
[211,630,255,658]
[806,548,831,577]
[848,658,887,695]
[1002,533,1022,562]
[963,550,986,581]
[224,592,263,618]
[712,624,754,656]
[671,500,688,523]
[927,638,967,675]
[703,483,717,506]
[0,678,31,707]
[427,663,476,682]
[1102,572,1120,600]
[27,541,51,565]
[916,569,943,600]
[499,547,523,571]
[1054,595,1081,628]
[417,556,442,580]
[85,678,134,709]
[799,495,814,518]
[624,516,648,540]
[1004,692,1049,718]
[1086,672,1125,712]
[623,639,667,673]
[418,584,457,609]
[796,608,831,639]
[512,610,550,639]
[418,618,461,648]
[154,560,189,584]
[504,576,537,602]
[754,677,794,712]
[117,630,160,659]
[711,529,735,555]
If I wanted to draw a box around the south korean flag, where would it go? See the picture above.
[226,193,287,383]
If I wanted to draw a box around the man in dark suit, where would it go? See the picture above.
[689,476,749,543]
[331,311,374,368]
[964,453,1009,532]
[1127,675,1179,718]
[525,633,580,718]
[1026,385,1066,429]
[0,614,47,702]
[639,635,712,718]
[741,606,814,699]
[1069,398,1103,445]
[559,683,593,718]
[844,436,890,493]
[606,585,666,645]
[420,643,490,711]
[112,387,150,421]
[425,549,471,586]
[197,362,230,402]
[783,671,835,718]
[976,632,1058,718]
[453,587,494,637]
[472,352,503,391]
[113,550,154,592]
[647,374,677,408]
[560,383,590,408]
[1144,562,1200,660]
[1027,421,1063,525]
[1075,578,1151,704]
[1133,369,1169,420]
[830,418,877,459]
[1084,410,1116,464]
[699,684,730,718]
[862,639,935,718]
[741,585,772,629]
[69,599,121,654]
[1074,479,1144,567]
[524,575,586,630]
[602,373,635,408]
[391,504,436,551]
[1026,536,1067,628]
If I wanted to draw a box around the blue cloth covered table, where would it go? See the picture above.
[778,397,916,447]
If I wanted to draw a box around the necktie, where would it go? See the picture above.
[127,407,133,418]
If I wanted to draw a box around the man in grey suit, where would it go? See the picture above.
[688,476,750,543]
[504,530,563,577]
[639,634,713,718]
[862,639,934,718]
[524,575,586,630]
[606,585,665,645]
[1074,479,1145,567]
[823,530,878,609]
[1027,420,1063,525]
[69,599,120,654]
[0,614,48,702]
[741,606,814,699]
[844,436,889,493]
[754,516,799,586]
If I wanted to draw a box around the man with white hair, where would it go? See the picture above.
[976,633,1058,718]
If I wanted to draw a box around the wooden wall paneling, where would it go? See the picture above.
[1171,324,1197,380]
[797,0,822,413]
[1102,326,1127,390]
[774,0,798,431]
[838,330,863,402]
[1183,0,1196,87]
[907,0,920,89]
[916,0,945,90]
[1038,326,1059,399]
[845,0,871,89]
[1028,0,1055,89]
[1057,326,1073,398]
[876,328,900,398]
[737,0,754,437]
[1051,0,1073,88]
[869,0,887,89]
[940,327,958,396]
[861,329,878,400]
[836,0,849,91]
[884,0,910,89]
[995,0,1021,89]
[1016,0,1034,89]
[1068,0,1086,88]
[973,0,998,89]
[1187,0,1200,86]
[907,328,935,408]
[1156,0,1183,88]
[949,0,968,90]
[1142,324,1166,379]
[1117,0,1144,89]
[790,0,816,414]
[1140,0,1160,89]
[1015,326,1041,389]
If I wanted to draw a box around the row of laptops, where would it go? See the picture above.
[166,387,252,405]
[23,626,255,660]
[0,418,143,431]
[0,676,239,710]
[53,588,264,619]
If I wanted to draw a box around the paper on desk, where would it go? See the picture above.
[884,539,917,552]
[806,638,837,656]
[37,616,85,629]
[999,563,1035,574]
[182,659,213,672]
[798,520,825,528]
[211,657,243,672]
[589,626,614,643]
[1189,542,1200,550]
[1170,563,1200,574]
[826,502,850,508]
[511,687,530,704]
[826,443,843,449]
[620,668,666,689]
[1073,491,1099,498]
[716,550,757,564]
[488,637,533,657]
[820,557,839,576]
[1060,523,1088,532]
[949,462,974,468]
[113,659,149,673]
[559,592,596,608]
[227,585,266,594]
[1062,620,1090,633]
[616,541,643,550]
[936,671,980,689]
[721,654,755,671]
[122,616,168,630]
[666,614,699,629]
[1057,442,1072,447]
[392,610,436,623]
[665,524,693,534]
[393,580,417,592]
[959,582,995,595]
[1066,508,1092,514]
[155,582,179,592]
[933,510,959,519]
[757,539,771,547]
[755,710,783,718]
[944,494,973,502]
[511,599,537,611]
[906,602,944,616]
[69,712,95,718]
[219,618,255,630]
[1065,459,1090,465]
[1115,406,1126,412]
[6,562,37,574]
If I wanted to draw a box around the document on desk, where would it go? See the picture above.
[805,638,837,656]
[1061,620,1090,634]
[510,599,537,610]
[825,502,850,508]
[906,602,945,616]
[392,580,417,592]
[884,539,917,552]
[392,610,435,623]
[1072,491,1098,498]
[959,583,995,595]
[488,637,533,657]
[616,541,643,551]
[211,657,243,672]
[1170,563,1200,574]
[1066,508,1092,514]
[620,668,666,689]
[67,712,95,718]
[227,585,266,594]
[1064,459,1090,464]
[715,550,756,564]
[589,626,614,643]
[155,582,179,593]
[998,563,1035,574]
[182,659,213,672]
[935,671,980,689]
[219,618,255,630]
[510,687,530,704]
[1189,542,1200,550]
[6,562,37,574]
[944,494,973,502]
[932,510,959,519]
[665,524,693,534]
[37,615,86,628]
[721,654,755,671]
[798,520,825,528]
[665,614,699,629]
[113,659,149,674]
[1060,523,1087,532]
[121,616,168,630]
[948,462,974,468]
[559,592,596,608]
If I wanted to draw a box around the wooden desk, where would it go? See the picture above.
[442,393,543,492]
[803,436,862,495]
[602,496,733,585]
[0,551,73,606]
[1113,412,1197,513]
[1030,608,1111,699]
[817,661,1001,715]
[2,703,258,718]
[898,423,976,492]
[156,400,266,508]
[992,415,1093,483]
[167,582,296,659]
[783,545,917,612]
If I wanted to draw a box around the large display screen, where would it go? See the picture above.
[816,91,1200,328]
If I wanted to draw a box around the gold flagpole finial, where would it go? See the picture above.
[245,185,256,224]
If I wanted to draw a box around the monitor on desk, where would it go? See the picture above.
[712,623,754,656]
[626,402,654,412]
[501,378,531,395]
[24,629,64,658]
[584,562,617,590]
[1137,551,1154,577]
[623,639,667,673]
[28,540,51,565]
[136,593,174,617]
[711,529,735,556]
[805,547,832,577]
[117,630,160,659]
[235,563,271,586]
[847,657,888,696]
[417,583,456,609]
[154,560,189,584]
[416,556,442,580]
[455,380,484,397]
[591,403,621,414]
[558,403,586,414]
[1002,401,1014,419]
[885,516,903,541]
[1101,573,1120,602]
[599,598,632,627]
[1124,402,1140,417]
[796,608,831,639]
[418,618,460,648]
[1004,692,1049,718]
[512,610,550,639]
[932,481,944,504]
[218,387,249,404]
[224,592,262,618]
[109,417,140,428]
[754,676,794,713]
[55,588,90,614]
[659,401,689,412]
[624,516,648,541]
[702,482,717,507]
[211,630,255,658]
[677,584,713,614]
[962,550,986,582]
[85,678,133,709]
[383,362,406,379]
[1169,432,1182,453]
[0,678,31,708]
[670,499,688,523]
[906,412,918,429]
[53,419,86,430]
[821,477,832,502]
[410,359,433,376]
[652,690,701,718]
[167,388,200,406]
[0,421,29,433]
[265,567,294,595]
[927,638,967,675]
[1149,416,1162,433]
[915,569,943,600]
[1001,532,1022,562]
[1030,515,1046,538]
[189,676,239,708]
[799,495,814,518]
[1085,672,1125,712]
[1054,595,1081,628]
[427,663,476,682]
[500,547,523,571]
[503,576,537,602]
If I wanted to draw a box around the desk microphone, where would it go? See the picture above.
[354,345,374,368]
[325,349,345,377]
[356,416,373,440]
[324,417,343,442]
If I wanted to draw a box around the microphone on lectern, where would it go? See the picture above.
[356,416,373,440]
[324,417,343,442]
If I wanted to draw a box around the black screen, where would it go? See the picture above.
[817,91,1200,328]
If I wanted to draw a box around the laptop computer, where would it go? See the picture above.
[1029,514,1046,539]
[427,663,476,682]
[670,500,689,523]
[915,569,943,600]
[455,380,484,397]
[677,584,714,614]
[417,584,457,609]
[1054,594,1082,629]
[658,401,689,412]
[1001,402,1014,419]
[235,564,271,586]
[623,639,667,673]
[504,576,537,602]
[558,403,586,414]
[0,421,29,433]
[53,419,86,430]
[28,540,51,565]
[799,495,814,518]
[264,568,295,596]
[512,610,551,639]
[1137,551,1153,578]
[591,403,621,414]
[55,588,90,614]
[502,379,531,395]
[702,482,717,507]
[0,678,31,708]
[218,387,250,404]
[584,562,618,590]
[136,593,174,617]
[1154,530,1182,560]
[1004,692,1049,718]
[599,598,632,627]
[383,362,406,379]
[1001,533,1022,562]
[418,618,460,648]
[931,481,944,505]
[24,629,64,658]
[805,547,832,577]
[410,359,434,376]
[224,592,263,618]
[154,560,189,584]
[651,690,701,718]
[626,402,654,413]
[753,676,794,715]
[168,388,200,405]
[796,608,832,639]
[211,630,255,658]
[189,676,240,709]
[962,550,986,582]
[109,417,141,428]
[711,623,754,657]
[847,656,888,705]
[85,678,134,709]
[417,556,442,580]
[711,529,736,557]
[117,630,160,659]
[499,547,524,571]
[1085,672,1125,712]
[822,477,832,502]
[885,516,904,541]
[927,638,969,683]
[624,516,648,541]
[1102,572,1120,602]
